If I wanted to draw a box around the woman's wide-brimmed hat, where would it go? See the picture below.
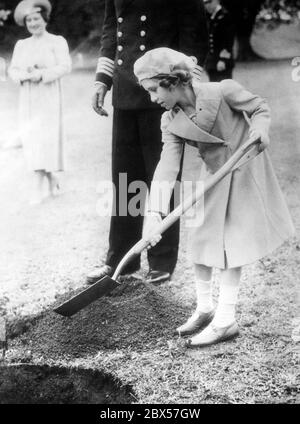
[14,0,52,26]
[134,47,197,83]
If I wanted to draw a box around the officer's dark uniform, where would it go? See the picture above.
[95,0,208,275]
[206,5,235,82]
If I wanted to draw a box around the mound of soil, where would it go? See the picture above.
[9,281,190,360]
[0,364,133,404]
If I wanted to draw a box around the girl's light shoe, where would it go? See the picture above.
[175,310,214,337]
[186,321,239,348]
[49,176,60,197]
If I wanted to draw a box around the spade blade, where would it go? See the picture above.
[53,276,120,317]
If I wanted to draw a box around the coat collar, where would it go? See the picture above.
[166,80,224,144]
[167,108,224,144]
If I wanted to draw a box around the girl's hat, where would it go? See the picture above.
[14,0,52,26]
[134,47,197,83]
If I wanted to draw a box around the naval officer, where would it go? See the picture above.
[87,0,209,285]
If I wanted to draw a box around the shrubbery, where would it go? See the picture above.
[0,0,299,57]
[256,0,300,27]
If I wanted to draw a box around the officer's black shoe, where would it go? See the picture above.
[86,265,114,285]
[145,269,171,285]
[86,265,142,285]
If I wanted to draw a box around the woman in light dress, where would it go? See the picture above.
[9,0,72,204]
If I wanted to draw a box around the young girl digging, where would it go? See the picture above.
[133,48,294,348]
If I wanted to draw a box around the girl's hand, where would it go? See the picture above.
[143,212,163,249]
[248,128,270,152]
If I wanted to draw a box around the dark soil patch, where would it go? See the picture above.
[0,364,133,404]
[8,281,190,359]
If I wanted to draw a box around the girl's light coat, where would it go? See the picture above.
[150,79,295,268]
[9,32,71,172]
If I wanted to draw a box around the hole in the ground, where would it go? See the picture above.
[0,364,134,404]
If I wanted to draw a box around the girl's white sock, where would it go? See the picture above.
[212,268,241,328]
[195,278,214,313]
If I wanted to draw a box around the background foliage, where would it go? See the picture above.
[0,0,300,58]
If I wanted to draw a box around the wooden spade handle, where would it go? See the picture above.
[113,137,261,280]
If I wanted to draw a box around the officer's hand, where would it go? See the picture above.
[92,83,108,116]
[248,128,270,152]
[217,60,226,72]
[143,212,163,249]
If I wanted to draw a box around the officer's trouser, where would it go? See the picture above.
[105,108,180,274]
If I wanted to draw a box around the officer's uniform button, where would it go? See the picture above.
[117,59,123,65]
[139,45,146,51]
[118,45,123,51]
[118,17,123,23]
[117,31,123,37]
[140,15,147,21]
[140,30,146,37]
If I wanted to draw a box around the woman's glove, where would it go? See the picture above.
[29,69,42,83]
[20,71,32,83]
[248,128,270,152]
[143,212,163,249]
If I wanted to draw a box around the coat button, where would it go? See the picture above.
[139,45,146,51]
[117,45,123,51]
[140,30,146,37]
[117,59,123,66]
[118,17,123,23]
[140,15,147,21]
[117,31,123,37]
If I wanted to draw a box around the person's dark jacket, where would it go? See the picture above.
[206,6,235,72]
[95,0,209,109]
